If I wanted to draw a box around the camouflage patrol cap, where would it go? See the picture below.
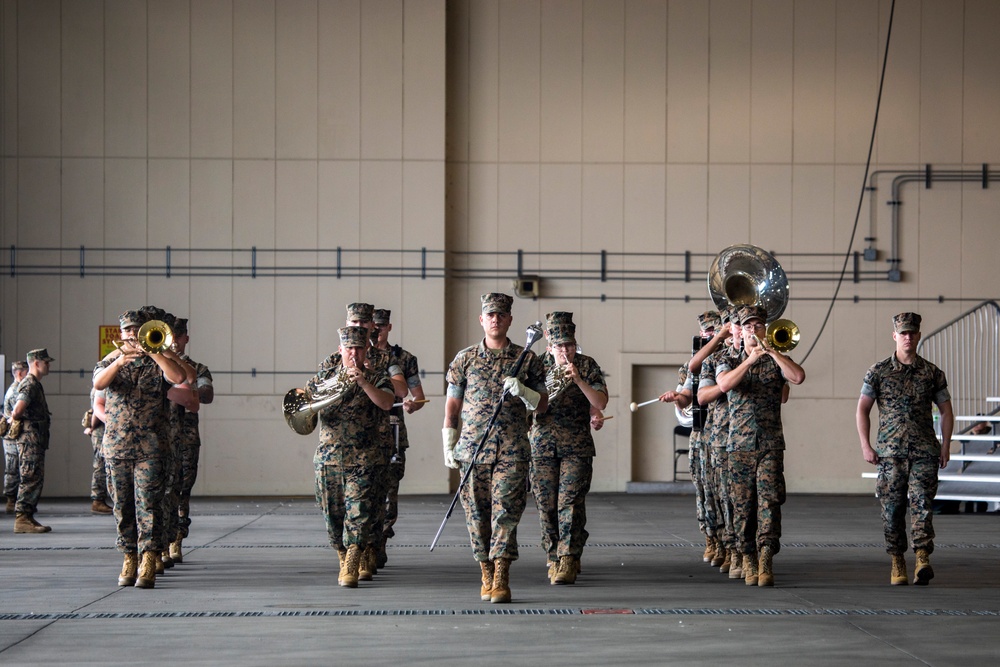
[10,360,28,373]
[373,309,391,325]
[172,318,188,336]
[547,323,576,346]
[893,312,921,333]
[346,303,374,322]
[481,293,513,315]
[338,326,369,348]
[161,313,177,330]
[139,305,166,322]
[698,310,721,332]
[119,310,145,328]
[738,305,768,325]
[545,312,574,327]
[726,306,741,325]
[27,348,55,363]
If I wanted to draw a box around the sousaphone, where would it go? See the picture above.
[707,244,799,352]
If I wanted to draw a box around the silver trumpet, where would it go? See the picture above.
[282,367,356,436]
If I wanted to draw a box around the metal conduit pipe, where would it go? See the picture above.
[867,165,998,281]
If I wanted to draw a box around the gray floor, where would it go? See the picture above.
[1,492,998,666]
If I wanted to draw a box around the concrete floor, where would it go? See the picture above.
[1,492,998,666]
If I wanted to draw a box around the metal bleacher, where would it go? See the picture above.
[862,301,1000,503]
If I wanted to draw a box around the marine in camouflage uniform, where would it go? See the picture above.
[529,314,607,585]
[372,308,426,568]
[86,387,113,514]
[443,293,548,604]
[342,303,404,580]
[10,349,54,533]
[309,325,394,588]
[173,323,214,559]
[695,308,741,575]
[93,310,187,588]
[857,312,952,586]
[3,360,28,514]
[716,305,805,587]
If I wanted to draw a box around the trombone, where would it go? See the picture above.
[113,319,174,355]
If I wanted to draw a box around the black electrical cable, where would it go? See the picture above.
[800,0,896,365]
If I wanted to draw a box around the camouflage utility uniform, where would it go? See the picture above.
[177,354,212,540]
[384,344,420,541]
[95,354,172,555]
[861,354,950,555]
[3,381,22,505]
[699,347,736,557]
[310,353,393,551]
[529,351,606,565]
[447,339,546,562]
[681,363,715,538]
[11,374,51,515]
[717,351,788,560]
[89,388,110,506]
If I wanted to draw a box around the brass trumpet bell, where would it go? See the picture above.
[766,319,800,352]
[136,320,174,354]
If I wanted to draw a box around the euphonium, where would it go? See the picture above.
[545,363,573,403]
[283,368,356,436]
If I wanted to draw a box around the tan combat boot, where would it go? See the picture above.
[160,550,174,569]
[91,499,113,515]
[336,548,348,585]
[480,561,495,600]
[757,545,774,587]
[546,560,558,585]
[358,546,376,581]
[702,536,717,563]
[4,497,14,514]
[914,549,934,585]
[491,558,512,603]
[135,551,157,588]
[169,538,183,563]
[743,553,758,586]
[154,552,166,575]
[711,546,726,568]
[14,512,51,533]
[729,552,743,579]
[890,553,908,586]
[118,552,139,586]
[553,555,578,585]
[339,545,361,588]
[719,549,732,574]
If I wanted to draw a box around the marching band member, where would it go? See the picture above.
[529,313,607,584]
[716,305,805,587]
[308,325,394,588]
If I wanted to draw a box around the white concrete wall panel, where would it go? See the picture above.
[792,0,835,164]
[834,0,879,164]
[964,0,1000,161]
[2,0,18,155]
[749,165,791,253]
[498,0,540,164]
[877,0,921,166]
[360,0,403,160]
[540,0,582,163]
[918,0,963,164]
[467,0,499,163]
[148,1,190,158]
[104,0,147,158]
[61,0,104,157]
[191,0,234,159]
[318,0,361,160]
[666,0,707,164]
[708,0,751,164]
[233,0,276,159]
[148,159,190,248]
[276,0,318,160]
[404,0,446,161]
[624,0,666,165]
[582,0,624,163]
[750,0,793,164]
[16,0,60,157]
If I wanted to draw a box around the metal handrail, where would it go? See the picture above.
[918,300,1000,423]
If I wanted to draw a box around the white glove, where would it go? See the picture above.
[503,376,541,411]
[442,427,460,469]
